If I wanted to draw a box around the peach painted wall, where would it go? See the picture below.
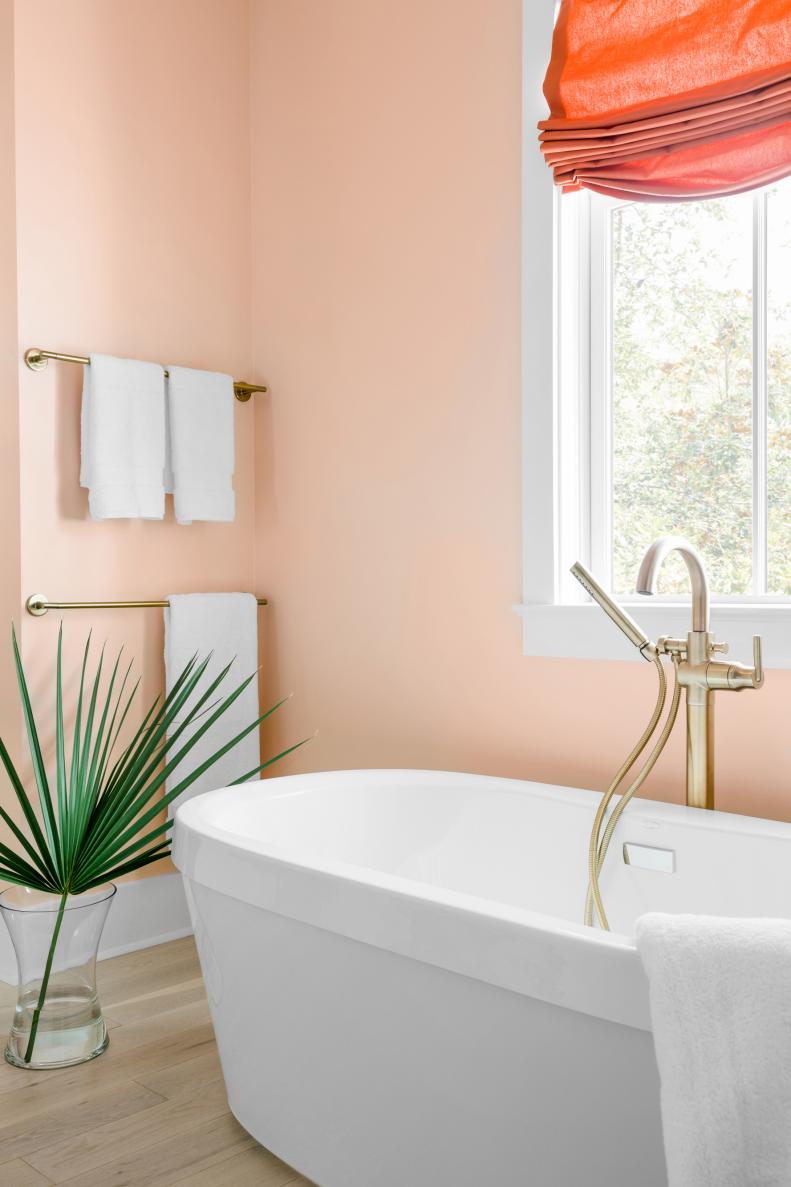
[8,0,258,875]
[250,0,791,821]
[0,0,21,750]
[1,0,788,859]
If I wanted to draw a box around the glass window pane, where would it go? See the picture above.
[767,180,791,596]
[610,197,754,597]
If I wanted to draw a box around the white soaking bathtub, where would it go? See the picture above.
[173,769,791,1187]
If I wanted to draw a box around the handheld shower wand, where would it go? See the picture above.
[570,559,672,930]
[570,561,657,660]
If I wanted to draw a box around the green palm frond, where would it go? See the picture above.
[1,625,306,1062]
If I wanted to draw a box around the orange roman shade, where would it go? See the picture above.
[539,0,791,201]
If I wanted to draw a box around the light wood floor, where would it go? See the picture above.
[0,937,314,1187]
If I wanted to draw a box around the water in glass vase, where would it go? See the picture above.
[0,883,116,1069]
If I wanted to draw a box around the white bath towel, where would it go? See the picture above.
[80,354,166,520]
[636,913,791,1187]
[164,593,260,818]
[164,366,235,524]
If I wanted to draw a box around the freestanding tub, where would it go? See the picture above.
[173,769,791,1187]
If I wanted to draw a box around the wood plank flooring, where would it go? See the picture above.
[0,937,314,1186]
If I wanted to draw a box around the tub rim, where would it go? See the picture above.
[173,766,791,957]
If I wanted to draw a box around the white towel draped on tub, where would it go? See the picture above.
[80,354,166,520]
[636,913,791,1187]
[165,366,235,524]
[164,593,260,819]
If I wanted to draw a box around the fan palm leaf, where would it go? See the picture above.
[0,625,306,1062]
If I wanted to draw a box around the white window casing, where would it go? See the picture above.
[518,0,791,666]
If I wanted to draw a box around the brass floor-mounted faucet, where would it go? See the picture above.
[572,536,764,810]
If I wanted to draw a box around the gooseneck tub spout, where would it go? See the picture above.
[636,535,710,632]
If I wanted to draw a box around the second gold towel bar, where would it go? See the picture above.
[24,348,268,403]
[26,594,268,617]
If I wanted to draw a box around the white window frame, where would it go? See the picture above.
[517,0,791,666]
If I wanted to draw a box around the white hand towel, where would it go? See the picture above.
[80,354,166,520]
[164,593,260,818]
[164,366,235,524]
[636,913,791,1187]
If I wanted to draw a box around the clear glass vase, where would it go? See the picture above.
[0,884,116,1069]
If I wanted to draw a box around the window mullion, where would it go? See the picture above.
[753,190,768,597]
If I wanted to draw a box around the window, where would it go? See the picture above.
[519,0,791,665]
[567,185,791,601]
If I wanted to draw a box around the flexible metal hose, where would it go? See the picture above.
[585,656,681,930]
[584,652,666,927]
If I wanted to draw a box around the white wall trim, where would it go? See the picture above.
[515,601,791,667]
[521,0,559,608]
[0,872,192,986]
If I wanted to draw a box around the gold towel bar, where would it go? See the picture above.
[24,348,268,403]
[26,594,268,617]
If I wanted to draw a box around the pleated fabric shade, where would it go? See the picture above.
[539,0,791,201]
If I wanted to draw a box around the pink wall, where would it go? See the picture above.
[1,0,788,869]
[0,0,21,749]
[8,0,258,875]
[250,0,791,821]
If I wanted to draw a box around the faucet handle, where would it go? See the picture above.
[710,641,729,656]
[703,633,764,691]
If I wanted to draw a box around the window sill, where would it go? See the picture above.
[514,602,791,668]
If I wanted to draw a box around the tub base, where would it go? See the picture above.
[186,878,666,1187]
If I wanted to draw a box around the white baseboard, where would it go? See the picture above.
[0,873,192,985]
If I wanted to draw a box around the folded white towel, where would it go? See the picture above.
[164,366,235,524]
[636,912,791,1187]
[164,593,260,818]
[80,354,166,520]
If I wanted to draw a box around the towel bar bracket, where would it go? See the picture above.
[24,348,267,402]
[24,349,51,372]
